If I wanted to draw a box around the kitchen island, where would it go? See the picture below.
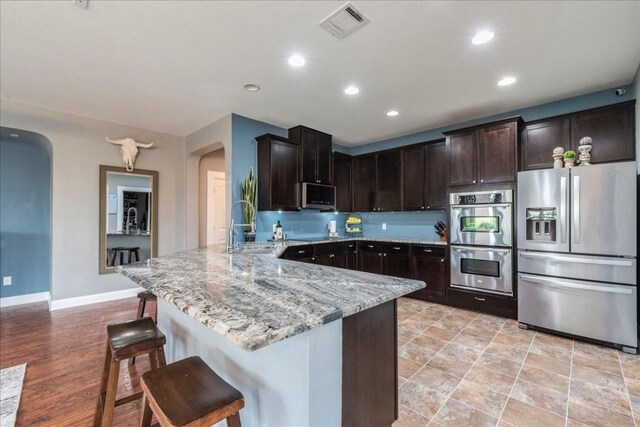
[118,241,425,427]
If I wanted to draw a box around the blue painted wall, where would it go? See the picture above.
[0,136,51,298]
[351,84,635,155]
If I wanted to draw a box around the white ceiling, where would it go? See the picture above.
[1,1,639,146]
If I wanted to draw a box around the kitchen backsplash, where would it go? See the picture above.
[256,210,447,242]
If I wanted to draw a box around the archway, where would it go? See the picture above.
[0,126,53,304]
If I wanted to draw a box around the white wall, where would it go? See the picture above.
[0,100,186,300]
[185,114,232,249]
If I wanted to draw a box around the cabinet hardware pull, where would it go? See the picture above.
[298,250,306,254]
[367,245,374,248]
[474,297,485,301]
[421,206,424,209]
[330,254,334,258]
[440,259,445,262]
[393,247,401,250]
[423,249,432,253]
[383,253,387,257]
[427,206,430,209]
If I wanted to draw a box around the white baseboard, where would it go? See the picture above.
[49,287,144,311]
[0,291,51,308]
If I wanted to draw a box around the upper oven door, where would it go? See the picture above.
[450,204,512,247]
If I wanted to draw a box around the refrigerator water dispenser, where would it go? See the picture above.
[525,208,557,242]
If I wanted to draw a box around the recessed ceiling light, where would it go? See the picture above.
[497,76,516,87]
[344,86,359,95]
[243,83,261,92]
[472,30,494,45]
[288,55,305,67]
[386,110,399,117]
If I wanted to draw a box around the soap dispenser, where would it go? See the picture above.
[275,220,283,240]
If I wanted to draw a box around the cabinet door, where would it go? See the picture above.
[402,145,426,211]
[426,142,447,209]
[285,245,313,261]
[332,253,347,269]
[300,131,318,183]
[570,102,635,163]
[376,149,402,211]
[353,155,377,212]
[384,253,411,279]
[412,255,447,298]
[358,244,383,274]
[314,254,334,267]
[346,243,358,270]
[447,130,477,186]
[271,140,300,210]
[334,153,353,212]
[316,133,333,184]
[521,118,571,170]
[478,121,517,183]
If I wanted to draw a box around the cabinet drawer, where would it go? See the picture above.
[380,243,410,255]
[314,242,346,256]
[412,245,446,258]
[447,288,516,319]
[286,245,314,260]
[359,241,381,252]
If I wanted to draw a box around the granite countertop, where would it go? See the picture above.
[118,241,425,352]
[279,237,448,247]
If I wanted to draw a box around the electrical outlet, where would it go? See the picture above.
[3,276,12,286]
[382,223,387,230]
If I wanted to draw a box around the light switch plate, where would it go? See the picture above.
[382,223,387,230]
[3,276,12,286]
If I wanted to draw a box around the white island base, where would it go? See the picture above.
[157,297,399,427]
[157,299,342,426]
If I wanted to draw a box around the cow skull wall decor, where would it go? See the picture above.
[106,137,154,172]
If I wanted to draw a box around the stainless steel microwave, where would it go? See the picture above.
[301,182,336,210]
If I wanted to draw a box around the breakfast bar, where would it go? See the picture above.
[118,242,425,426]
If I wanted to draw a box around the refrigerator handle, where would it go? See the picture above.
[573,176,580,244]
[519,274,633,295]
[560,176,567,244]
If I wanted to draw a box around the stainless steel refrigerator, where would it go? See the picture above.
[517,162,637,353]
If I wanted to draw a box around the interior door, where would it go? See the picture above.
[206,171,226,245]
[570,162,636,257]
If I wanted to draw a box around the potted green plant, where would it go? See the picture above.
[240,168,257,242]
[563,150,577,167]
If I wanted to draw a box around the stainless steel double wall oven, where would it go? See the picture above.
[450,189,514,296]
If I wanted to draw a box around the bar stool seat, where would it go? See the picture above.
[140,356,244,427]
[94,317,166,427]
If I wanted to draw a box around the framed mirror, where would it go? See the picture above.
[99,165,158,274]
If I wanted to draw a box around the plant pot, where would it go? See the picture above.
[243,231,256,242]
[563,158,575,168]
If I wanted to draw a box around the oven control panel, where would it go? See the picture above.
[452,190,511,205]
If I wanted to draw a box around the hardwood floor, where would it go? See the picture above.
[0,298,155,426]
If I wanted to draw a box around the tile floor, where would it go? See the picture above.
[394,297,640,427]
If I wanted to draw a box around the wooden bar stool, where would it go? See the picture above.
[94,317,166,427]
[130,291,158,366]
[140,356,245,427]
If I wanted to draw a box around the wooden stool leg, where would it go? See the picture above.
[139,393,153,427]
[155,346,166,367]
[227,412,242,427]
[130,299,146,366]
[93,343,112,427]
[149,349,159,370]
[101,358,121,427]
[109,250,117,267]
[119,251,124,266]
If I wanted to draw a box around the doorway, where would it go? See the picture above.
[198,148,226,247]
[207,171,226,245]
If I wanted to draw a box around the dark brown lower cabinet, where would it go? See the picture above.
[447,287,516,319]
[380,244,411,279]
[346,242,358,270]
[358,243,384,274]
[410,245,447,299]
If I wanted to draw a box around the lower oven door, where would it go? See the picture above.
[518,273,637,349]
[450,246,513,295]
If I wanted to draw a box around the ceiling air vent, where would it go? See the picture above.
[320,2,370,39]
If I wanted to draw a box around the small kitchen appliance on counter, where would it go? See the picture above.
[517,162,637,353]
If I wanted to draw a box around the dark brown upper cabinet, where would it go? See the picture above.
[446,128,478,186]
[289,125,333,185]
[426,142,448,209]
[402,145,426,211]
[570,101,635,164]
[333,152,353,212]
[353,155,377,212]
[402,140,447,211]
[375,149,402,211]
[478,119,518,184]
[256,134,300,211]
[446,117,521,186]
[520,102,635,171]
[520,118,571,170]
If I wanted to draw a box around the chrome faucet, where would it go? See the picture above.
[227,200,256,252]
[126,207,137,234]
